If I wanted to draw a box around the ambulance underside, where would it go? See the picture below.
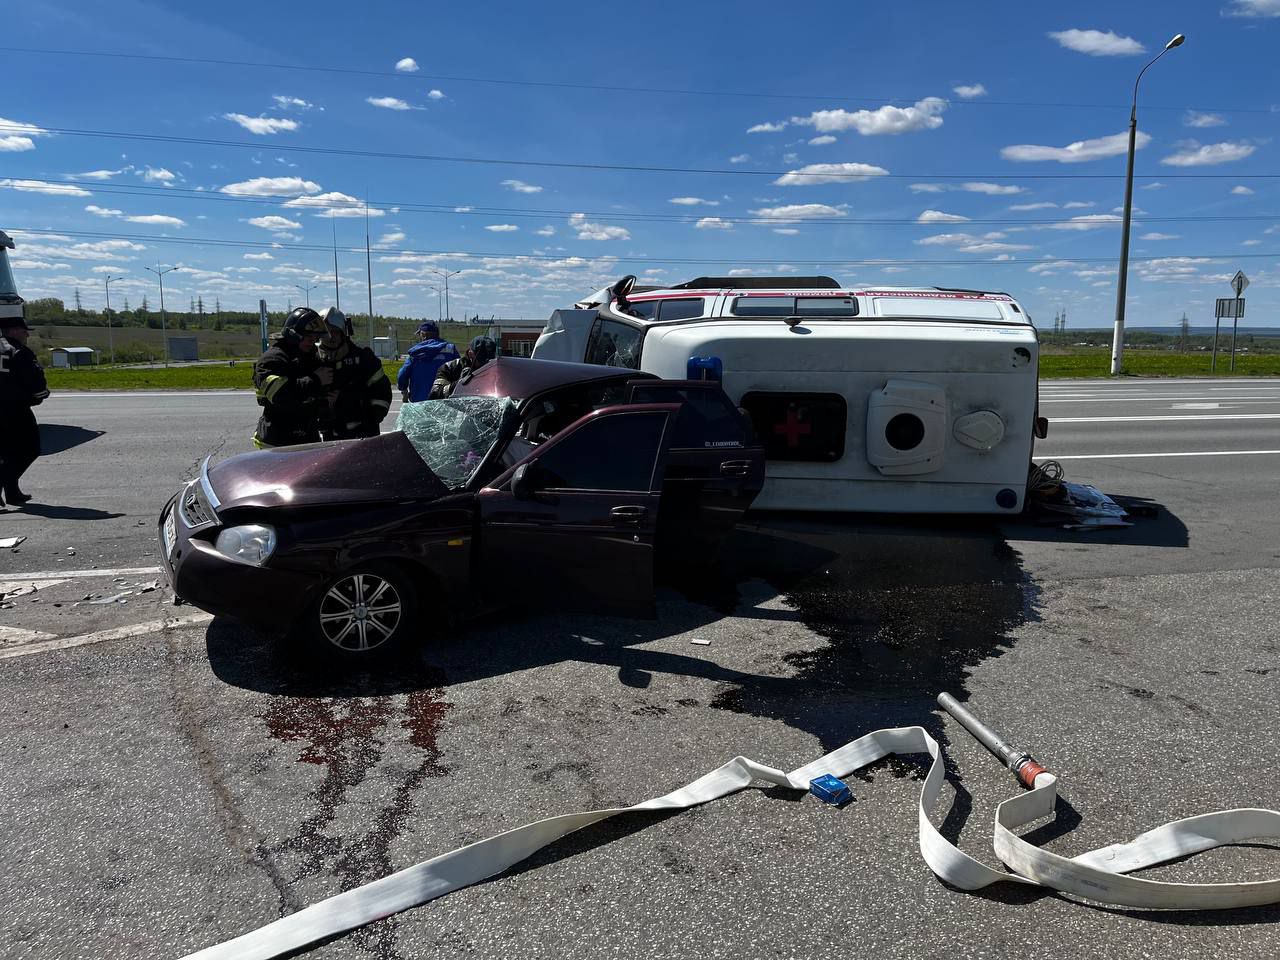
[639,320,1038,514]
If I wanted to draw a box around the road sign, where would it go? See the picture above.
[1216,298,1246,319]
[1231,271,1249,297]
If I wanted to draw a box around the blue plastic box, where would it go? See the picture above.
[809,773,852,805]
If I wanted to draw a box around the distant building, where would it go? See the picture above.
[50,346,96,368]
[167,336,199,362]
[482,319,546,358]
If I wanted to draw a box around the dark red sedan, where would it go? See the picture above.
[160,358,764,659]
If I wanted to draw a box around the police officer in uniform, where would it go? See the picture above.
[315,307,392,441]
[252,307,333,448]
[0,315,49,507]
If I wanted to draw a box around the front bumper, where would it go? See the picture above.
[158,491,316,633]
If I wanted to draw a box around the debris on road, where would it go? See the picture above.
[0,537,25,549]
[689,637,712,646]
[1028,460,1133,530]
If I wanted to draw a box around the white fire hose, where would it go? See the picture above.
[181,693,1280,959]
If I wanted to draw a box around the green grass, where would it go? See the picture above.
[1039,350,1280,378]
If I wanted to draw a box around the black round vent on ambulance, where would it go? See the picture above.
[885,413,926,451]
[865,379,947,476]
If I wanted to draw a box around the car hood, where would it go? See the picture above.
[209,431,448,511]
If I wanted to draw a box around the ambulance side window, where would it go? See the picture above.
[657,298,704,321]
[583,318,643,369]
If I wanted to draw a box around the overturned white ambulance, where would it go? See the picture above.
[532,275,1046,514]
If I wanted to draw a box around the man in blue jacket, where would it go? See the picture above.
[396,322,460,402]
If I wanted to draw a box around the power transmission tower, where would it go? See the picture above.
[1179,312,1190,353]
[1061,307,1067,334]
[74,288,83,314]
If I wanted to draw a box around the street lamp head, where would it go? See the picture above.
[1166,34,1185,50]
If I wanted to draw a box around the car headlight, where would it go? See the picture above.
[214,524,277,566]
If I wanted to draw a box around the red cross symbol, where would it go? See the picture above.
[774,406,812,448]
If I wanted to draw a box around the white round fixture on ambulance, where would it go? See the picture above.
[866,379,947,475]
[953,410,1006,452]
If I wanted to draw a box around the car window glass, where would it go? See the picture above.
[731,296,793,317]
[732,295,858,317]
[628,385,746,448]
[533,411,666,491]
[583,319,643,369]
[796,296,856,317]
[657,298,704,321]
[623,300,658,320]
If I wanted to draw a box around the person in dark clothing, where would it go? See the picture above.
[252,307,333,448]
[430,336,497,400]
[315,307,393,441]
[0,315,50,507]
[396,321,459,402]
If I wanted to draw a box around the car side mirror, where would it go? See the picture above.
[512,462,537,500]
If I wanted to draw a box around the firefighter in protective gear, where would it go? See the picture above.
[315,307,392,441]
[430,336,497,399]
[0,315,49,507]
[252,307,333,448]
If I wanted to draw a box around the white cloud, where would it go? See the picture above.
[1185,110,1226,128]
[916,232,1032,253]
[15,237,146,261]
[0,178,91,196]
[953,84,987,99]
[728,154,750,164]
[568,213,630,241]
[244,252,274,260]
[1161,141,1256,166]
[366,96,414,111]
[72,168,128,180]
[1242,239,1263,246]
[143,166,177,183]
[669,196,719,206]
[427,89,445,100]
[960,182,1025,195]
[1048,29,1145,56]
[750,203,846,222]
[772,228,800,235]
[85,204,123,217]
[248,215,302,231]
[909,183,947,193]
[695,217,733,230]
[484,224,519,232]
[1045,214,1122,230]
[773,162,889,185]
[395,57,420,72]
[1001,130,1147,163]
[501,179,543,194]
[917,209,970,223]
[376,231,406,246]
[792,97,947,136]
[1141,182,1166,190]
[535,226,556,236]
[1063,200,1096,208]
[747,121,787,133]
[0,116,50,152]
[1139,232,1181,240]
[1028,260,1071,274]
[125,214,185,227]
[807,135,837,146]
[453,206,473,212]
[273,95,316,110]
[283,191,385,217]
[1009,202,1058,211]
[1231,185,1255,195]
[224,113,299,135]
[1223,0,1280,17]
[221,176,321,197]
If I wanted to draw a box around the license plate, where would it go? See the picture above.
[163,508,177,558]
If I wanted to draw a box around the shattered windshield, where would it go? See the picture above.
[396,396,517,490]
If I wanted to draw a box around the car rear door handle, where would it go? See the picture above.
[719,460,751,478]
[610,505,647,524]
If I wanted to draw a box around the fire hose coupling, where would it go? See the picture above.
[1008,753,1049,789]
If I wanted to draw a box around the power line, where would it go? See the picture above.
[17,226,1280,267]
[17,177,1280,228]
[2,45,1274,115]
[10,123,1280,182]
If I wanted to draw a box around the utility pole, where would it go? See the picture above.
[365,190,375,344]
[103,273,124,364]
[432,267,461,324]
[426,285,442,323]
[1179,312,1190,353]
[331,217,341,310]
[1111,33,1185,375]
[294,283,318,309]
[145,263,179,367]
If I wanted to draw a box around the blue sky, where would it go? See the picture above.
[4,0,1279,327]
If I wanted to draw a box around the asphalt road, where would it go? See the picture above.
[1,378,1278,960]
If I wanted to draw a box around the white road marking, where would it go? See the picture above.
[1041,396,1280,404]
[1052,413,1280,424]
[0,612,214,660]
[0,565,161,582]
[0,625,58,645]
[1038,449,1280,460]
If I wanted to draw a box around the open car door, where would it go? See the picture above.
[477,403,680,618]
[625,380,766,550]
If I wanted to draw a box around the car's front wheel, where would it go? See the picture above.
[310,563,417,660]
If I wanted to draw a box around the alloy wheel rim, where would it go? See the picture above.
[318,573,403,652]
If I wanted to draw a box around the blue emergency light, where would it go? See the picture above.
[686,355,723,381]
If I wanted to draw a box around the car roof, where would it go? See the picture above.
[453,356,657,400]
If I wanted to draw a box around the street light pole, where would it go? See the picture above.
[1110,33,1185,376]
[103,274,123,364]
[295,283,318,309]
[145,263,179,367]
[432,268,461,323]
[426,285,441,323]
